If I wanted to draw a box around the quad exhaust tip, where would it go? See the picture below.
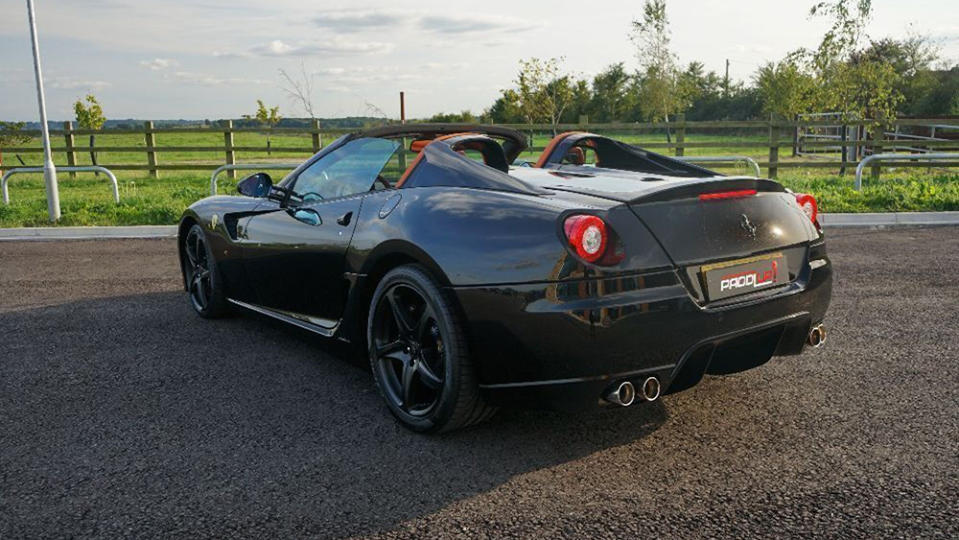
[605,377,661,407]
[808,324,826,348]
[640,376,661,402]
[606,381,636,407]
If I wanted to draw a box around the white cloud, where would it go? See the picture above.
[418,14,542,34]
[171,71,270,86]
[140,58,180,71]
[226,39,395,58]
[312,11,407,31]
[307,9,542,35]
[420,62,469,71]
[48,77,112,90]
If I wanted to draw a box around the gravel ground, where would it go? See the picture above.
[1,228,957,539]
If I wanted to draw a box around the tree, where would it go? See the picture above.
[589,63,634,122]
[243,100,281,154]
[852,34,941,115]
[428,110,477,123]
[0,121,33,175]
[630,0,688,140]
[801,0,903,126]
[809,0,873,69]
[514,57,575,135]
[566,78,592,123]
[74,94,106,170]
[279,61,318,119]
[754,57,817,120]
[485,89,524,124]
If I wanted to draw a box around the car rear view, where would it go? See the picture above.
[471,133,832,410]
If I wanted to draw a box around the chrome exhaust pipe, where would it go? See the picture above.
[640,376,661,402]
[807,324,826,348]
[605,381,636,407]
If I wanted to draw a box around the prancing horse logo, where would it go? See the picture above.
[740,214,757,239]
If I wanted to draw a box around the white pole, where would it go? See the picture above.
[26,0,59,221]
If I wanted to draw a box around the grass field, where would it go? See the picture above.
[1,130,956,226]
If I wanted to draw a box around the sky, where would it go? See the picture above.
[0,0,956,122]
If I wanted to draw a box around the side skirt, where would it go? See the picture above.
[227,298,340,338]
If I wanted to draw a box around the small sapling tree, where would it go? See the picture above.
[74,94,106,171]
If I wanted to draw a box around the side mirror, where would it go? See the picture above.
[237,172,273,197]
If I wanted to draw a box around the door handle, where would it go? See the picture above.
[290,208,322,226]
[336,211,353,226]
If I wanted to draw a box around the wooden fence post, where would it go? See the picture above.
[311,118,322,153]
[224,120,236,180]
[144,121,159,178]
[791,114,800,157]
[768,115,779,179]
[871,123,883,182]
[63,121,77,178]
[839,123,848,176]
[675,113,685,157]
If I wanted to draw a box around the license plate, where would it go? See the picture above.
[701,252,788,301]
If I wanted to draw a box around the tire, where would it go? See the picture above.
[182,223,230,318]
[367,264,496,433]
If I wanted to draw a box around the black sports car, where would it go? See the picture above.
[178,124,831,432]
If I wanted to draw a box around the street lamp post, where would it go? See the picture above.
[26,0,60,221]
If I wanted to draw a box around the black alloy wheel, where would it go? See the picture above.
[183,223,228,318]
[372,283,447,416]
[368,265,495,432]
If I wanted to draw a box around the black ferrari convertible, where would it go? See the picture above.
[178,124,831,432]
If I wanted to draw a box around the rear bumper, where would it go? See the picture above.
[452,247,832,411]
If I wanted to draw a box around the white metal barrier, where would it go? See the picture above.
[2,166,119,205]
[678,156,761,177]
[855,153,959,190]
[210,164,301,195]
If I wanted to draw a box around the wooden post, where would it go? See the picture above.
[63,121,77,178]
[871,123,882,182]
[224,120,236,180]
[791,114,800,157]
[839,123,847,176]
[144,121,158,178]
[311,118,322,153]
[675,113,685,157]
[768,114,779,179]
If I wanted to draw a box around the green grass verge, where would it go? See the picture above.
[1,130,956,226]
[1,169,955,227]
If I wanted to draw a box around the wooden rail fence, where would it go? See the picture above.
[1,117,956,180]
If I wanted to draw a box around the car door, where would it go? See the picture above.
[240,137,401,324]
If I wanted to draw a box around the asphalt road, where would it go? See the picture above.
[1,228,957,538]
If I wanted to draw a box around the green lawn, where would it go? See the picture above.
[1,130,956,226]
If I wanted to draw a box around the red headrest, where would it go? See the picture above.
[409,139,431,153]
[565,147,585,165]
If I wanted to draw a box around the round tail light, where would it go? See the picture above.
[563,215,609,262]
[794,193,818,225]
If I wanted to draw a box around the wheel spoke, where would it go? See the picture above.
[416,359,443,390]
[195,238,207,266]
[375,339,405,357]
[400,362,416,406]
[415,304,436,339]
[191,234,202,264]
[195,275,207,306]
[184,237,198,266]
[189,273,199,293]
[386,289,413,334]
